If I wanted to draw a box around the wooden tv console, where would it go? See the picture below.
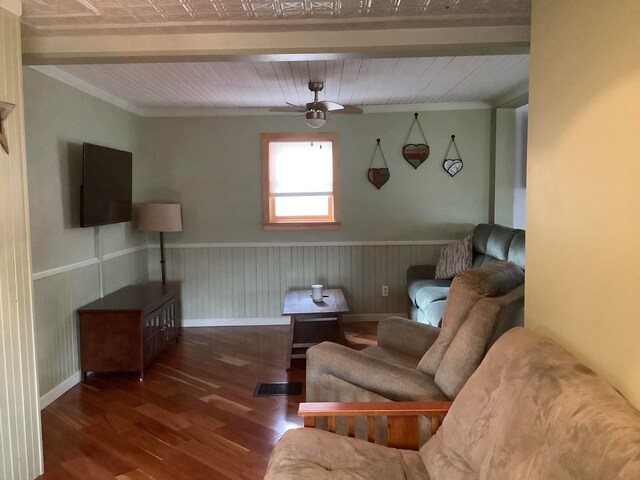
[78,283,181,381]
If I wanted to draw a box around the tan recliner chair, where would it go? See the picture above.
[265,328,640,479]
[306,261,525,412]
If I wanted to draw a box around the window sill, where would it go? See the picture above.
[263,221,341,231]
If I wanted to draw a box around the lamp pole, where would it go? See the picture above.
[159,231,166,285]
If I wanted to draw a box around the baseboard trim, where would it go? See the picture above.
[343,313,405,322]
[183,317,291,327]
[40,371,81,410]
[182,313,404,327]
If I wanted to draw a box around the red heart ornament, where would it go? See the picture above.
[368,168,390,189]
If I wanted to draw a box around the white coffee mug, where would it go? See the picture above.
[311,284,324,302]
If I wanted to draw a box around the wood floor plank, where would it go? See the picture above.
[135,403,193,430]
[116,469,156,480]
[37,322,378,479]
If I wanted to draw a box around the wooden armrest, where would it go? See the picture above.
[298,401,453,417]
[298,401,453,450]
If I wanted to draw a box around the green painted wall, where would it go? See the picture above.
[23,67,148,273]
[142,109,493,244]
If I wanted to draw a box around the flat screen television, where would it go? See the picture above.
[80,143,133,227]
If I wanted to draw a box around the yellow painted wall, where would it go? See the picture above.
[527,0,640,408]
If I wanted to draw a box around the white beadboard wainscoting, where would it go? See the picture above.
[148,242,448,323]
[33,247,149,407]
[33,240,448,410]
[1,9,44,480]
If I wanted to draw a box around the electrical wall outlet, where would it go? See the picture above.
[381,285,389,297]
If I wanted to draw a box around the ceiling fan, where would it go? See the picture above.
[269,81,363,128]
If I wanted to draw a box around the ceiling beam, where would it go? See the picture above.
[22,25,530,65]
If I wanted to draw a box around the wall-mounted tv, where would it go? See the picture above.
[80,143,132,228]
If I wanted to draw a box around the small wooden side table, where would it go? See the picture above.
[282,288,350,369]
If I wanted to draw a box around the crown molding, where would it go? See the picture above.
[493,81,529,108]
[0,0,22,17]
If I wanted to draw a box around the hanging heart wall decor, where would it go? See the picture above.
[367,139,390,189]
[368,167,390,189]
[442,135,464,177]
[403,144,430,169]
[402,113,430,169]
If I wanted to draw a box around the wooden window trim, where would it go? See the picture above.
[262,132,340,231]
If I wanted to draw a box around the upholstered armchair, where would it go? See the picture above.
[306,261,525,416]
[265,328,640,479]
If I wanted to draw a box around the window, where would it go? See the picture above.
[262,133,340,230]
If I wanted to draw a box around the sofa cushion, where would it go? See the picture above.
[485,225,517,260]
[415,286,450,311]
[266,428,429,480]
[408,279,452,306]
[416,262,523,377]
[507,230,525,270]
[435,234,473,280]
[472,223,494,254]
[421,328,640,480]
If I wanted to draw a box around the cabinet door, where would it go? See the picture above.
[143,308,163,365]
[166,300,178,341]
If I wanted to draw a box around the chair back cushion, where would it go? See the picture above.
[417,261,524,376]
[421,328,640,479]
[433,285,524,399]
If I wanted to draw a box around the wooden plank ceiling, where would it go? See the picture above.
[54,55,529,109]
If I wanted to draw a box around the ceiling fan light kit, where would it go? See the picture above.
[305,110,326,129]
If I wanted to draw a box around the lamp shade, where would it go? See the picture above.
[138,203,182,232]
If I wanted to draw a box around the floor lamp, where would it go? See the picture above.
[138,203,182,285]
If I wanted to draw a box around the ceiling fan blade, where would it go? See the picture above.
[269,106,306,113]
[330,105,363,115]
[316,101,344,112]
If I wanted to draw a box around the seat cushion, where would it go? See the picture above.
[266,428,429,480]
[422,300,446,327]
[408,279,452,306]
[361,345,421,369]
[415,286,450,311]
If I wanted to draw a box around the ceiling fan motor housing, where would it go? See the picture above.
[308,81,324,92]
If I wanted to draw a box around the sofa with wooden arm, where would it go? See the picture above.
[264,328,640,479]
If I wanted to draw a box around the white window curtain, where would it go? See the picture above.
[269,141,333,196]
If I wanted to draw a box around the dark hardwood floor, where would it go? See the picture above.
[37,322,378,480]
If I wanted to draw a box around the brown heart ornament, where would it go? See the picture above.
[368,168,390,190]
[402,143,430,169]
